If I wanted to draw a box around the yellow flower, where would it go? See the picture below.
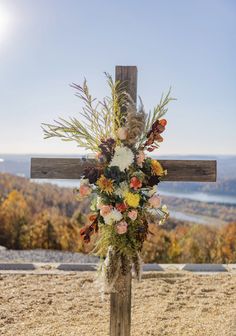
[124,192,140,208]
[97,175,114,194]
[151,160,165,176]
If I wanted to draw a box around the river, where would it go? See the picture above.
[158,190,236,205]
[33,179,236,205]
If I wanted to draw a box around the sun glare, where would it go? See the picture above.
[0,5,11,43]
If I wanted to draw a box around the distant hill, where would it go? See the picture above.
[0,172,78,217]
[159,179,236,197]
[0,154,85,178]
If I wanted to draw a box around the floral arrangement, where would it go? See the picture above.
[42,74,174,289]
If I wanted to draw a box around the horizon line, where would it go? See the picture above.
[0,152,236,157]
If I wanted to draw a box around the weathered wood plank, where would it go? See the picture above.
[31,157,97,179]
[110,272,132,336]
[31,158,217,182]
[160,159,217,182]
[115,65,137,103]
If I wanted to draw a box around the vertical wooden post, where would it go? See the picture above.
[110,66,137,336]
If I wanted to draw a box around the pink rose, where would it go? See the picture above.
[116,220,128,234]
[148,195,161,208]
[79,184,92,197]
[117,127,128,140]
[128,210,138,221]
[100,205,112,217]
[136,150,145,167]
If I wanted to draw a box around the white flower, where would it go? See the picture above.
[80,178,89,186]
[109,146,134,172]
[103,209,123,225]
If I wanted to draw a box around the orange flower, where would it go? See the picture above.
[88,214,97,222]
[130,176,142,190]
[97,175,114,194]
[159,119,167,127]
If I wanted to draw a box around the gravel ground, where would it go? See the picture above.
[0,272,236,336]
[0,248,99,263]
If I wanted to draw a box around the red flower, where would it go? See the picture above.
[130,176,142,190]
[115,202,127,212]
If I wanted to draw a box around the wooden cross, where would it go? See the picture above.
[31,66,217,336]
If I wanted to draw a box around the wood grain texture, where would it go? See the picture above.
[31,157,97,180]
[159,159,217,182]
[110,272,132,336]
[115,66,137,104]
[31,158,217,182]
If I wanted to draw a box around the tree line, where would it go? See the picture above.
[0,173,235,263]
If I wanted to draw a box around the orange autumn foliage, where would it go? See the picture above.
[0,173,236,263]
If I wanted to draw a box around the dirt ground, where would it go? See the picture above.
[0,272,236,336]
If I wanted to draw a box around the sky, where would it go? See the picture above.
[0,0,235,155]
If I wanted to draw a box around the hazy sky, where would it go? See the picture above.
[0,0,235,155]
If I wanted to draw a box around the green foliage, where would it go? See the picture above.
[94,216,147,258]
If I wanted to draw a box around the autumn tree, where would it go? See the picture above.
[20,209,83,251]
[0,190,30,248]
[216,223,236,263]
[177,224,217,263]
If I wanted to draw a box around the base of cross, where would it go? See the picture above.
[110,271,132,335]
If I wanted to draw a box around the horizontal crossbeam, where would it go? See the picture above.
[31,158,216,182]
